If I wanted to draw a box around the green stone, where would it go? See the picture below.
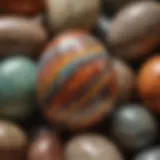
[0,56,37,121]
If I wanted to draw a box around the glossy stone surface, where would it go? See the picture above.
[138,56,160,113]
[46,0,100,32]
[65,134,123,160]
[0,56,37,121]
[107,1,160,60]
[28,129,63,160]
[134,147,160,160]
[112,58,135,103]
[110,104,157,150]
[0,17,47,56]
[0,0,44,15]
[37,30,117,130]
[0,120,27,160]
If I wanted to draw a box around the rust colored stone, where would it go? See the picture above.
[0,0,44,15]
[28,129,63,160]
[138,55,160,112]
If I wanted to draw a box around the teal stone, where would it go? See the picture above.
[0,56,37,121]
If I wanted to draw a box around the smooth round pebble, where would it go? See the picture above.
[107,1,160,60]
[0,17,47,56]
[138,55,160,113]
[28,129,63,160]
[0,120,27,160]
[65,134,123,160]
[110,104,158,150]
[0,56,37,121]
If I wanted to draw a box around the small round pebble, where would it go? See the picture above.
[134,147,160,160]
[138,55,160,113]
[0,120,27,160]
[110,104,158,150]
[28,129,63,160]
[107,1,160,60]
[0,56,37,121]
[0,17,47,56]
[65,134,123,160]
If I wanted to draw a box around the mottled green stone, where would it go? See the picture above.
[0,56,37,121]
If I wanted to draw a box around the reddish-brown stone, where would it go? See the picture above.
[138,55,160,112]
[28,129,63,160]
[0,0,44,15]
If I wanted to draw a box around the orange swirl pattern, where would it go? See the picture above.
[37,30,117,130]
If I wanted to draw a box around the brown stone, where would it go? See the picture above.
[0,16,47,57]
[45,0,100,33]
[0,0,44,15]
[0,120,27,160]
[28,129,63,160]
[65,134,123,160]
[107,1,160,60]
